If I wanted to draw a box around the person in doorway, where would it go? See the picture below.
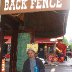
[2,43,8,58]
[22,48,45,72]
[38,48,44,59]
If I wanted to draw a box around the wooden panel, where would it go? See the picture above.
[0,0,70,15]
[0,16,4,72]
[9,22,19,72]
[24,11,68,38]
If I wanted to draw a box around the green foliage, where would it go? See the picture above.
[63,37,69,46]
[68,42,72,51]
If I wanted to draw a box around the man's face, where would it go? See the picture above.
[27,50,35,58]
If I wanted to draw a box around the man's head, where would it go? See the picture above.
[27,48,36,59]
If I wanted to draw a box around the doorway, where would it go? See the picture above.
[38,43,45,59]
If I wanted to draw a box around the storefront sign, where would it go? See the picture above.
[0,0,70,14]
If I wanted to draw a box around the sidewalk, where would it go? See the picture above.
[45,57,72,66]
[58,57,72,66]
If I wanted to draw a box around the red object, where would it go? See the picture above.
[48,55,53,61]
[4,36,11,44]
[34,38,50,43]
[58,57,64,62]
[56,42,67,56]
[5,54,10,58]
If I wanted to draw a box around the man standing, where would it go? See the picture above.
[22,48,45,72]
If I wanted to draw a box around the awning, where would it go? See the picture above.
[24,10,69,38]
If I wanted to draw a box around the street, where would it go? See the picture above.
[5,57,72,72]
[5,62,72,72]
[45,57,72,72]
[45,65,72,72]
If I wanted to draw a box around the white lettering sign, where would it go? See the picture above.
[4,0,9,10]
[36,0,42,9]
[56,0,62,8]
[42,0,49,8]
[16,0,20,10]
[30,0,36,9]
[4,0,63,11]
[50,0,56,8]
[21,0,28,9]
[9,0,15,10]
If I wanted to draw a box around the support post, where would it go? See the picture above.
[9,23,19,72]
[0,15,4,72]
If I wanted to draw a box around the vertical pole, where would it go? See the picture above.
[9,23,19,72]
[0,15,4,72]
[0,0,1,11]
[0,15,2,72]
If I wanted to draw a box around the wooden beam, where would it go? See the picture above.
[9,22,19,72]
[1,15,19,72]
[0,15,2,72]
[2,15,19,28]
[0,0,1,11]
[0,15,4,72]
[1,15,20,36]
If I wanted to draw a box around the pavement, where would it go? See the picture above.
[45,57,72,66]
[45,57,72,72]
[5,61,9,72]
[58,57,72,66]
[45,65,72,72]
[5,57,72,72]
